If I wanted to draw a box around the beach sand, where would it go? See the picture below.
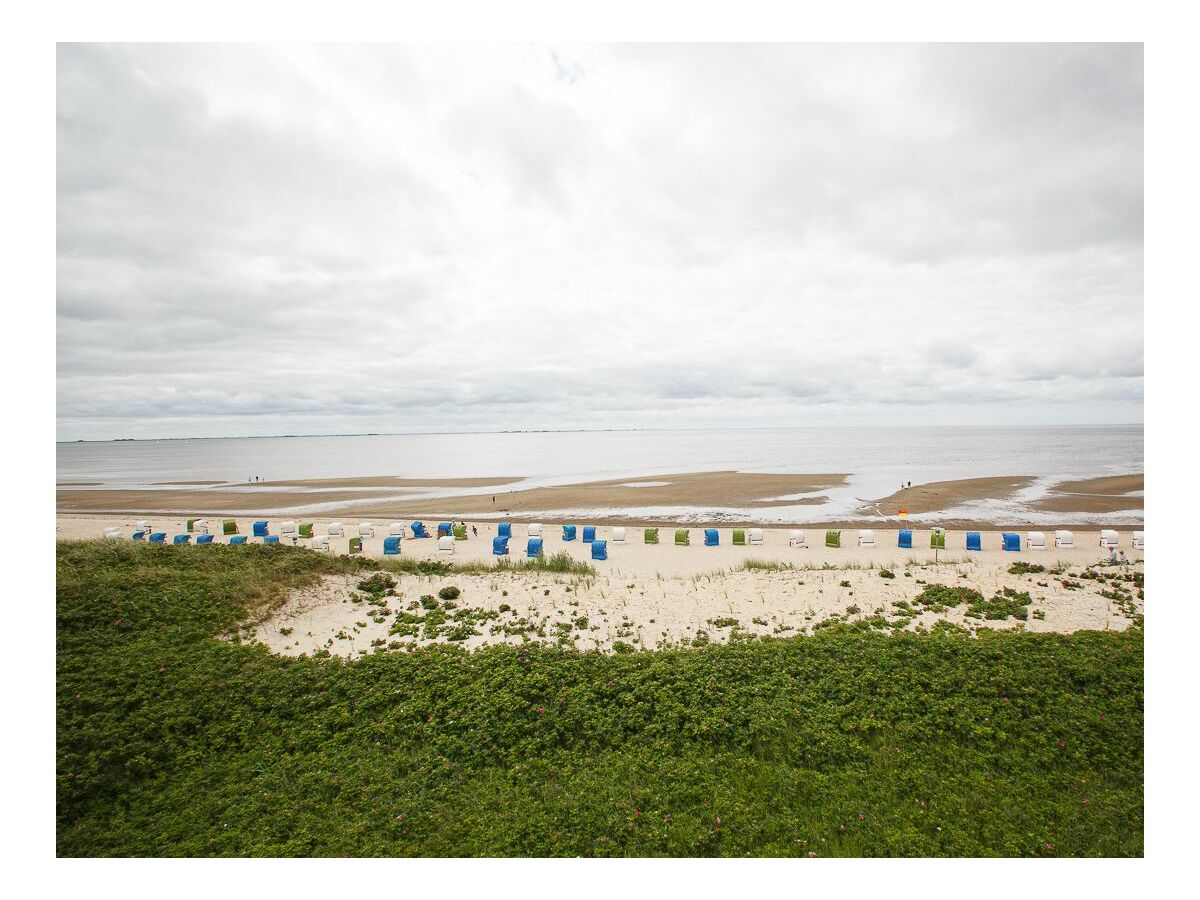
[59,515,1143,658]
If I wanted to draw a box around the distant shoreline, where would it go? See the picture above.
[55,422,1146,444]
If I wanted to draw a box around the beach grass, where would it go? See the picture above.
[57,540,1143,857]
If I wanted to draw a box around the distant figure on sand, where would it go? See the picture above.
[1118,550,1129,565]
[1108,548,1119,565]
[471,525,478,537]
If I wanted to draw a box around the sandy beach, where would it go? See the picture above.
[59,514,1144,657]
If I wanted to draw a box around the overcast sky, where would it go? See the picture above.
[56,43,1143,441]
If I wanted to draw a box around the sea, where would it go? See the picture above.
[56,426,1143,525]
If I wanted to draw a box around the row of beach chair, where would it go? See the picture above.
[104,520,1145,555]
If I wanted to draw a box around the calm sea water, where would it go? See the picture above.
[57,426,1143,524]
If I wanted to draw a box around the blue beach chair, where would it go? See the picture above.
[1002,532,1021,552]
[411,521,429,538]
[196,534,214,545]
[591,540,608,560]
[264,535,279,545]
[173,534,190,545]
[132,531,145,541]
[898,529,913,549]
[253,521,269,537]
[148,532,166,544]
[498,522,512,539]
[965,532,982,551]
[527,537,544,558]
[563,524,577,541]
[493,536,510,556]
[383,536,401,555]
[438,522,453,537]
[704,528,719,546]
[229,535,248,546]
[582,526,596,543]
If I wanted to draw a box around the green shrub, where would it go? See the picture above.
[438,586,461,601]
[56,540,1144,858]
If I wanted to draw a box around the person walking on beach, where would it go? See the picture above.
[471,525,478,537]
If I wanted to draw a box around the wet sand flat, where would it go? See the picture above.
[1033,474,1144,514]
[57,471,848,518]
[258,476,523,489]
[865,476,1037,515]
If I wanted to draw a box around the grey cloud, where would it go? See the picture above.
[57,43,1142,440]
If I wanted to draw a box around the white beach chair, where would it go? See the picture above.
[1027,531,1047,550]
[194,519,210,534]
[103,527,123,540]
[612,527,626,544]
[328,522,345,537]
[312,535,331,551]
[1133,531,1144,550]
[1099,529,1119,548]
[528,523,543,538]
[389,522,405,536]
[136,520,152,532]
[748,528,764,545]
[1054,530,1074,548]
[858,529,876,548]
[789,530,807,548]
[437,535,456,554]
[280,521,297,536]
[357,522,375,538]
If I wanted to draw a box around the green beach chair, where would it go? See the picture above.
[222,519,238,535]
[186,518,197,533]
[675,529,690,546]
[349,535,363,554]
[453,524,467,540]
[825,530,841,548]
[732,528,746,546]
[930,530,946,550]
[644,528,659,544]
[299,523,314,539]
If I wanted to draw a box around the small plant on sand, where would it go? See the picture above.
[438,585,461,601]
[879,569,895,579]
[912,584,983,614]
[741,558,794,572]
[1008,562,1046,575]
[357,573,397,595]
[839,580,851,588]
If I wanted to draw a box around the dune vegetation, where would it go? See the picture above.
[57,541,1142,856]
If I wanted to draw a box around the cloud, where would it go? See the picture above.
[56,43,1143,440]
